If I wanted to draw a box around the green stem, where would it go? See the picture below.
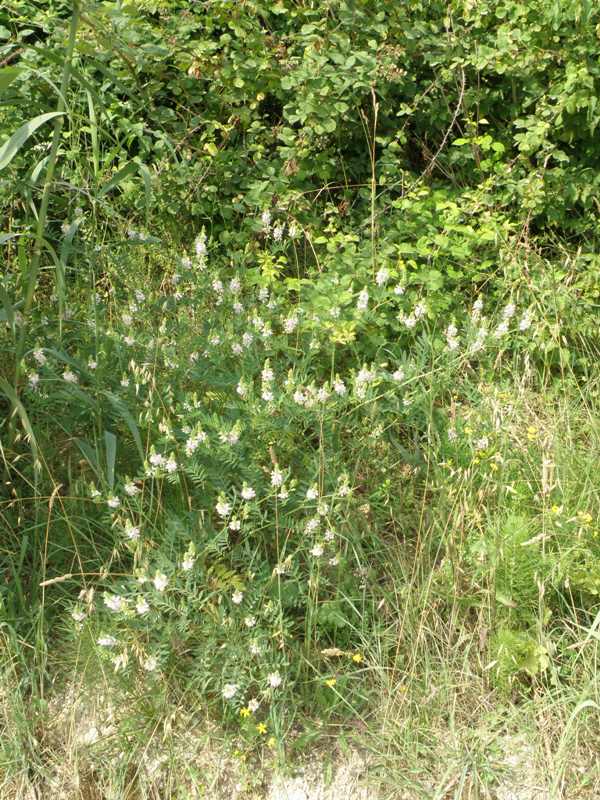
[370,86,378,281]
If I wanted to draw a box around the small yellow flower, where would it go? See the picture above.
[352,652,363,663]
[551,504,562,515]
[490,462,498,472]
[255,722,267,734]
[325,677,337,688]
[267,736,276,749]
[240,707,251,718]
[526,426,538,440]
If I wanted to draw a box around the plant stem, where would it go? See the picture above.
[370,86,378,281]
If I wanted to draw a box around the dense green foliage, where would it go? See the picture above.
[2,0,600,360]
[1,1,599,795]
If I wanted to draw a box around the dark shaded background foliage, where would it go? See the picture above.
[2,0,599,365]
[1,1,599,227]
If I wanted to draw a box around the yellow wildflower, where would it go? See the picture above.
[325,678,337,688]
[352,652,363,663]
[255,722,267,734]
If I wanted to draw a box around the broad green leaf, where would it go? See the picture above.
[0,112,63,172]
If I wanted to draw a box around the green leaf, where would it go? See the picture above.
[137,162,152,221]
[104,430,117,490]
[98,161,138,197]
[0,283,16,328]
[0,378,39,468]
[76,438,100,480]
[57,218,84,319]
[102,391,145,464]
[0,274,24,326]
[60,218,83,255]
[0,232,19,245]
[0,66,22,92]
[86,89,99,178]
[496,592,517,609]
[31,155,51,184]
[0,112,63,172]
